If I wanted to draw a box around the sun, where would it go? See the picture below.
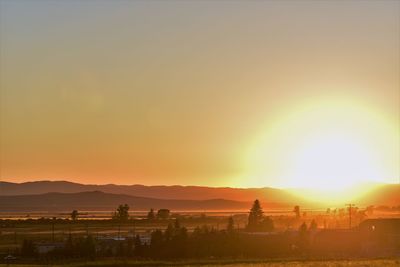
[288,132,380,190]
[243,97,399,201]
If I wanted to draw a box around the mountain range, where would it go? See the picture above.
[0,191,251,212]
[0,180,398,212]
[0,180,297,201]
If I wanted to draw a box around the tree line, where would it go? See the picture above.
[15,199,384,262]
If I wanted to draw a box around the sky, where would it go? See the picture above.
[0,0,399,189]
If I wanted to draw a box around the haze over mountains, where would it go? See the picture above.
[0,191,251,212]
[0,180,296,202]
[0,181,297,211]
[0,181,398,212]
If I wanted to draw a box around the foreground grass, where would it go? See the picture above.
[2,258,400,267]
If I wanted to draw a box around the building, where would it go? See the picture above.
[96,236,129,255]
[138,234,151,245]
[35,242,65,254]
[359,218,400,235]
[358,218,400,255]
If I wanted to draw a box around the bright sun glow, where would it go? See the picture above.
[243,97,399,202]
[289,132,379,190]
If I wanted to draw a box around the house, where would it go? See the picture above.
[95,233,152,256]
[96,236,129,255]
[358,218,400,255]
[138,234,151,245]
[359,218,400,236]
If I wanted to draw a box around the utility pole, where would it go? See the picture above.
[52,217,56,242]
[132,218,136,236]
[346,204,355,229]
[86,221,89,236]
[118,222,121,239]
[117,217,122,240]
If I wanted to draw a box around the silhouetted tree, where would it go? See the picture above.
[297,222,309,251]
[113,204,130,221]
[299,222,307,232]
[76,235,96,259]
[247,199,264,231]
[309,219,317,231]
[261,216,274,232]
[157,209,170,219]
[149,229,163,258]
[326,208,331,215]
[151,230,163,247]
[162,219,188,258]
[147,209,155,220]
[71,210,79,221]
[293,206,300,219]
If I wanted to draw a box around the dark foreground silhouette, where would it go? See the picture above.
[1,201,399,265]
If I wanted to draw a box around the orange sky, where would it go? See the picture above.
[0,1,399,188]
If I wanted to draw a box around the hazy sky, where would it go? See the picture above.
[1,0,399,188]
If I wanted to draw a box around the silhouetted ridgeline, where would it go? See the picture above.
[0,191,252,212]
[0,181,298,204]
[1,181,399,207]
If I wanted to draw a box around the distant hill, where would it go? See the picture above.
[0,181,398,209]
[355,184,400,206]
[0,191,251,212]
[0,180,299,204]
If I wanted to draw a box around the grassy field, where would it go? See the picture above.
[1,258,400,266]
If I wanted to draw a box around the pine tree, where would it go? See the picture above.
[247,199,263,231]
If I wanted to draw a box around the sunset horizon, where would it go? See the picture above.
[0,1,399,265]
[1,1,399,194]
[2,178,398,189]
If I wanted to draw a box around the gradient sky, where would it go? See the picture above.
[1,0,399,188]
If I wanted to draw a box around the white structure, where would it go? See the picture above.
[36,242,65,254]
